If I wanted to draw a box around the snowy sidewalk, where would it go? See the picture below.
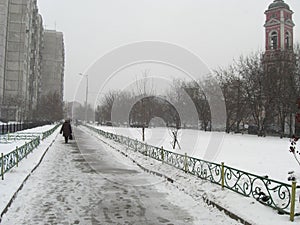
[1,126,240,225]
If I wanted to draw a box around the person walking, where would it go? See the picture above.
[60,119,72,143]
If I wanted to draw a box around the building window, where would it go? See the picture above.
[270,31,278,50]
[285,32,291,49]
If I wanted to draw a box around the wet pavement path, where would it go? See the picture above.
[0,127,204,225]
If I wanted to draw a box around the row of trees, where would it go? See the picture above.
[95,79,211,130]
[33,92,64,122]
[215,46,300,136]
[1,92,64,122]
[95,46,300,137]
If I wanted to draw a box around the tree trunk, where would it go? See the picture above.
[142,126,145,141]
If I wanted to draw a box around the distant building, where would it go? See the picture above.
[40,30,64,102]
[65,101,82,120]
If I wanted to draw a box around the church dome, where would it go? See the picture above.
[268,0,290,10]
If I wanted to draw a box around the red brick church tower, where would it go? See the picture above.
[264,0,294,52]
[262,0,296,136]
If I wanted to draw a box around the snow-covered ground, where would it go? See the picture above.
[0,126,241,225]
[1,123,299,224]
[95,125,299,183]
[83,125,300,224]
[0,124,59,219]
[0,124,56,154]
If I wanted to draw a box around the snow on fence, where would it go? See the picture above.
[0,132,42,143]
[0,124,60,180]
[86,124,300,222]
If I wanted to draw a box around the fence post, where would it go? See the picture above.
[161,146,164,163]
[221,162,225,190]
[25,142,28,155]
[135,139,138,152]
[16,146,19,167]
[290,181,297,222]
[145,144,148,156]
[1,153,4,180]
[7,130,10,141]
[184,153,188,173]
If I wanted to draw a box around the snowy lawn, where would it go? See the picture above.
[95,125,298,184]
[0,124,58,155]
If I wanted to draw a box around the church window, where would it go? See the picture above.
[270,31,278,50]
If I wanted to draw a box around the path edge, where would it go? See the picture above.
[91,131,253,225]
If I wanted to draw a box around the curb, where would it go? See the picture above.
[92,131,252,225]
[0,134,57,222]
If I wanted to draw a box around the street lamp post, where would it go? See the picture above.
[79,73,88,122]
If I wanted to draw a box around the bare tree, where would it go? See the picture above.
[215,64,248,133]
[237,52,266,135]
[181,80,211,131]
[133,70,155,141]
[34,92,64,122]
[95,90,119,125]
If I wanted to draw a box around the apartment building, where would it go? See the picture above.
[0,0,64,121]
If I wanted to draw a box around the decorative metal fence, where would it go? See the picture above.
[0,124,61,180]
[0,121,52,135]
[0,137,40,179]
[86,125,300,221]
[42,124,61,140]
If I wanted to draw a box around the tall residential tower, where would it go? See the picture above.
[0,0,65,121]
[40,30,65,102]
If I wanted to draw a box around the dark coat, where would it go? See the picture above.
[60,121,72,137]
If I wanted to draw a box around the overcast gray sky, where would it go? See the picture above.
[37,0,300,102]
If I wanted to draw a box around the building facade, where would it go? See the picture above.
[0,0,64,122]
[40,30,64,101]
[264,0,294,51]
[2,0,34,120]
[0,0,9,109]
